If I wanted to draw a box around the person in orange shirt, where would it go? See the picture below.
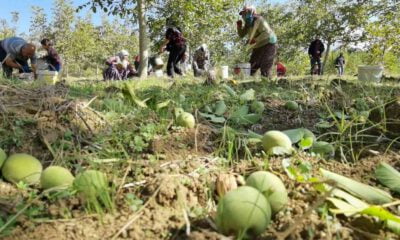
[276,61,286,77]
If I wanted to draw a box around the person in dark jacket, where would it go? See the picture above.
[335,53,345,76]
[308,36,325,75]
[160,27,187,77]
[40,38,62,72]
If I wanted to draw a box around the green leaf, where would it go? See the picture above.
[331,189,369,209]
[375,162,400,194]
[299,137,314,150]
[387,220,400,235]
[198,112,226,123]
[230,106,261,125]
[214,101,227,116]
[203,105,213,113]
[333,111,350,120]
[247,130,263,139]
[156,100,171,110]
[316,121,334,129]
[320,168,393,204]
[283,128,304,144]
[239,89,255,102]
[310,141,335,158]
[327,197,359,216]
[361,206,400,224]
[221,84,237,97]
[124,83,148,108]
[230,105,249,118]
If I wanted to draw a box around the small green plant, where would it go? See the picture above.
[125,193,143,212]
[215,126,254,163]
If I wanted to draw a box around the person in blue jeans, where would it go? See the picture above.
[0,37,37,79]
[41,38,62,72]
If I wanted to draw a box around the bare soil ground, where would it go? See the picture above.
[1,78,400,240]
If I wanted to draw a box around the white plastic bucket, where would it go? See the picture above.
[37,70,58,84]
[154,56,164,69]
[221,66,229,79]
[155,69,163,77]
[358,65,384,82]
[234,63,251,76]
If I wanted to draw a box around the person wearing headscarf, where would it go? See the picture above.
[103,50,131,81]
[40,38,62,72]
[0,37,38,79]
[192,44,210,77]
[237,6,277,78]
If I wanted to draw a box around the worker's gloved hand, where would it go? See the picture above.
[236,20,243,28]
[20,65,31,73]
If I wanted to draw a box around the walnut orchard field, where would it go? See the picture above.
[1,75,400,240]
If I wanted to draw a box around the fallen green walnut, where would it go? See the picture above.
[0,148,7,168]
[176,112,196,129]
[262,130,293,155]
[246,171,288,214]
[41,166,75,190]
[216,186,272,237]
[284,101,299,111]
[174,107,185,119]
[1,153,43,185]
[250,101,265,114]
[73,170,108,198]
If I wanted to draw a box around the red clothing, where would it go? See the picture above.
[276,62,286,76]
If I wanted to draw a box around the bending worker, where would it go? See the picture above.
[237,6,277,78]
[0,37,37,79]
[192,44,210,77]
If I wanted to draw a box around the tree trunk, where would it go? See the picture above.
[138,0,148,79]
[65,62,69,78]
[322,39,332,75]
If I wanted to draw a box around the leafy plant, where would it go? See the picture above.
[375,162,400,194]
[321,168,393,204]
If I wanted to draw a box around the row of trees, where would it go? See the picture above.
[1,0,139,77]
[86,0,399,76]
[0,0,399,76]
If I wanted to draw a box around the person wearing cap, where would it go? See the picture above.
[40,38,62,72]
[192,44,210,77]
[0,36,38,79]
[237,6,277,78]
[103,50,131,81]
[308,36,325,75]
